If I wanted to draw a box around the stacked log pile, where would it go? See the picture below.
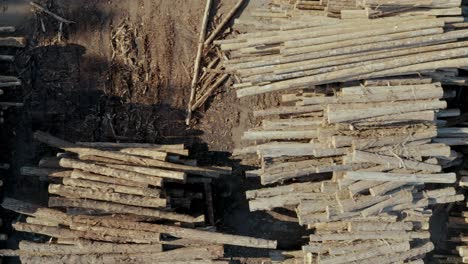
[0,26,25,120]
[0,26,25,262]
[222,0,468,263]
[0,131,277,263]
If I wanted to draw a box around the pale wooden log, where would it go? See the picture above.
[104,163,186,181]
[348,221,413,232]
[340,83,440,96]
[361,190,414,216]
[2,198,71,225]
[243,129,317,140]
[0,37,26,47]
[246,181,321,199]
[70,223,160,243]
[309,231,429,242]
[186,0,212,125]
[19,240,163,255]
[327,240,391,255]
[350,150,442,172]
[369,143,451,159]
[77,142,185,151]
[319,242,410,264]
[353,129,437,149]
[63,178,161,198]
[49,184,166,208]
[348,180,381,195]
[327,100,446,124]
[370,182,410,196]
[48,197,201,223]
[301,86,443,105]
[18,245,223,263]
[72,217,277,249]
[249,192,336,211]
[354,242,434,264]
[344,171,456,183]
[25,217,60,227]
[71,170,148,188]
[205,0,245,45]
[340,192,386,212]
[257,142,336,158]
[119,148,168,160]
[253,105,322,117]
[35,132,222,178]
[59,158,163,186]
[364,77,433,86]
[262,118,322,130]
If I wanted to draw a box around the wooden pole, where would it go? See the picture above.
[186,0,212,125]
[204,0,245,46]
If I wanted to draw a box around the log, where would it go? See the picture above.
[70,170,148,188]
[119,148,168,160]
[319,242,410,264]
[0,37,26,47]
[2,198,71,225]
[30,2,75,24]
[18,240,163,254]
[186,0,212,125]
[62,178,161,198]
[347,221,413,232]
[48,197,202,223]
[59,158,163,187]
[354,241,434,264]
[49,184,166,208]
[344,171,457,183]
[350,150,442,172]
[19,245,224,264]
[309,231,429,241]
[104,163,186,181]
[71,217,277,249]
[34,131,222,178]
[76,142,185,151]
[204,0,245,45]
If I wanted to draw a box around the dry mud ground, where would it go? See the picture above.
[0,0,306,263]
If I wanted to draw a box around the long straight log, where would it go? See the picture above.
[19,246,224,264]
[63,178,161,198]
[309,231,429,241]
[48,184,166,208]
[186,0,212,125]
[18,240,163,254]
[344,171,457,183]
[0,37,26,47]
[350,150,442,172]
[59,158,163,187]
[319,242,410,264]
[70,170,148,188]
[48,197,202,223]
[72,217,277,249]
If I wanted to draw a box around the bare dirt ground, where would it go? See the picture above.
[0,0,306,263]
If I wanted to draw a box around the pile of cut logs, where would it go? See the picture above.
[224,0,468,263]
[272,0,463,19]
[0,26,25,261]
[0,131,277,263]
[0,26,24,121]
